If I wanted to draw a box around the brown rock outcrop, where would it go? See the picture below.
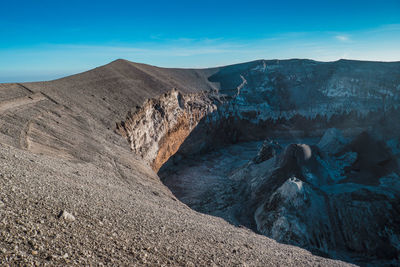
[116,89,217,171]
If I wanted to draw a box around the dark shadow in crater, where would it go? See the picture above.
[157,106,400,266]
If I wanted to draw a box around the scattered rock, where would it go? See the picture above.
[317,128,347,154]
[45,255,53,261]
[58,210,75,222]
[253,139,281,164]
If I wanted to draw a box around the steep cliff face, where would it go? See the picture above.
[209,59,400,139]
[116,89,218,171]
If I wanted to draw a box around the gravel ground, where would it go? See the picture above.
[0,59,353,266]
[0,142,353,266]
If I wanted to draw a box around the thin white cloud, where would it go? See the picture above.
[335,35,350,42]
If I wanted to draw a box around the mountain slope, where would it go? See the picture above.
[0,59,352,266]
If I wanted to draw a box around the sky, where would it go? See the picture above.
[1,0,400,82]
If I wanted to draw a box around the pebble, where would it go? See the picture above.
[58,210,76,222]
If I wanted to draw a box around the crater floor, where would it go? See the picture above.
[159,138,319,225]
[160,141,262,223]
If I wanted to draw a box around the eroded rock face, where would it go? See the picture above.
[208,59,400,142]
[116,89,218,171]
[254,177,332,253]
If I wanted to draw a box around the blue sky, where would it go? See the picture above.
[1,0,400,82]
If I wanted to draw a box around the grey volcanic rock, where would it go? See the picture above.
[317,128,348,155]
[340,131,399,185]
[212,132,400,264]
[58,210,76,222]
[253,140,281,164]
[254,176,330,251]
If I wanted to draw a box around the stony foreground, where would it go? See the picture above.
[0,142,351,266]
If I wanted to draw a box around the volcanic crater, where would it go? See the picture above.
[1,59,400,266]
[117,59,400,265]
